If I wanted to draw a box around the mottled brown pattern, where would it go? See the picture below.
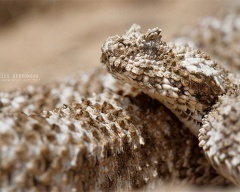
[101,24,240,187]
[0,69,229,191]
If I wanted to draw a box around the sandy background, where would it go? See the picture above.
[0,0,238,91]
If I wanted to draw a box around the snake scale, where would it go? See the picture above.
[101,21,240,186]
[0,11,240,191]
[1,69,231,191]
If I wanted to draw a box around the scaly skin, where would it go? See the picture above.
[179,12,240,73]
[0,69,229,191]
[101,24,240,186]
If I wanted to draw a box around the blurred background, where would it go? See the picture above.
[0,0,238,91]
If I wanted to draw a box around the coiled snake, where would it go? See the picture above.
[0,14,240,191]
[101,24,240,186]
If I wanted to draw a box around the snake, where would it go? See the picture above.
[101,24,240,186]
[0,69,230,191]
[0,14,239,191]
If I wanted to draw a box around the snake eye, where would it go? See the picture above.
[144,27,162,41]
[143,40,159,56]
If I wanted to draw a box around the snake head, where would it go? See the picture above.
[101,24,230,135]
[101,24,165,80]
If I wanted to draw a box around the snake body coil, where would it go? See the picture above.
[101,24,240,186]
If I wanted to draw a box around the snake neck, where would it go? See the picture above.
[143,89,205,136]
